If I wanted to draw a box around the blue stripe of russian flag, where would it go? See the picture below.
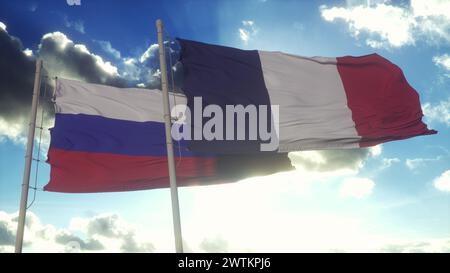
[51,113,191,157]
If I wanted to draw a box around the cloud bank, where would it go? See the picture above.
[2,209,449,253]
[0,211,154,253]
[320,0,450,49]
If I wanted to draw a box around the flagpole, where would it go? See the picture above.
[156,19,184,253]
[15,59,43,253]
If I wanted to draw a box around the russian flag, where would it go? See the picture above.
[178,39,436,154]
[45,79,293,193]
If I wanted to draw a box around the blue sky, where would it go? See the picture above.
[0,0,449,252]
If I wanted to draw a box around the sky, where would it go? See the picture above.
[0,0,449,253]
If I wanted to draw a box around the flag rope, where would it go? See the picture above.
[165,33,183,168]
[26,75,49,209]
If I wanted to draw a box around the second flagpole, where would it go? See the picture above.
[156,19,184,253]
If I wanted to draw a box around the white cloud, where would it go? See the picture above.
[121,57,144,82]
[94,56,119,76]
[320,0,450,49]
[433,54,450,76]
[139,44,159,63]
[239,20,258,44]
[0,246,14,253]
[0,98,52,151]
[370,145,382,157]
[339,177,375,198]
[73,44,90,54]
[434,170,450,192]
[242,20,254,27]
[135,41,180,88]
[411,0,450,19]
[320,3,414,47]
[405,156,442,170]
[0,21,6,32]
[366,39,385,48]
[63,16,85,34]
[40,32,119,77]
[23,48,33,57]
[239,28,250,43]
[380,157,401,170]
[422,98,450,126]
[0,116,27,145]
[95,40,121,59]
[42,31,72,50]
[123,57,136,66]
[69,213,154,252]
[0,211,63,252]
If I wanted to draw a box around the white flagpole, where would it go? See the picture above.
[156,19,184,253]
[15,59,43,253]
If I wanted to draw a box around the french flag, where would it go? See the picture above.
[178,39,436,154]
[45,79,292,193]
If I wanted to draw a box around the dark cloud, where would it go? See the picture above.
[0,27,36,119]
[38,32,126,87]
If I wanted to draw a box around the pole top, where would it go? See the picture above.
[156,19,163,29]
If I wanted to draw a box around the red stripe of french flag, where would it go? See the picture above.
[336,54,436,147]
